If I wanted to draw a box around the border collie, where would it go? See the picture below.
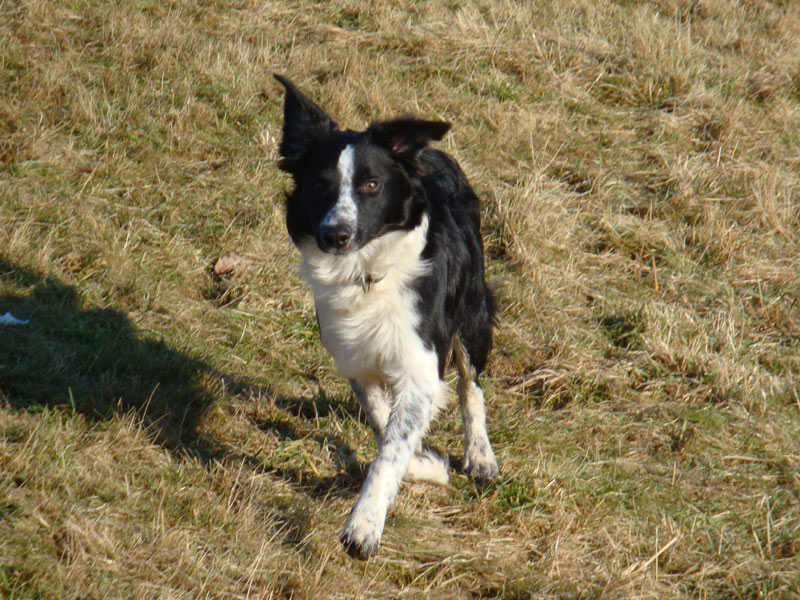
[274,75,498,559]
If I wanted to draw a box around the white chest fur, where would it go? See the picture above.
[298,217,432,382]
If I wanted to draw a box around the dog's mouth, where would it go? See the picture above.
[320,243,356,255]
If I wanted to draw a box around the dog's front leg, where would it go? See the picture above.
[340,369,441,559]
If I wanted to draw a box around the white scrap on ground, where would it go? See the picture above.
[0,312,30,325]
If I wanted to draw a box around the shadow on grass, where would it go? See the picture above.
[0,257,213,448]
[207,377,364,498]
[0,258,361,501]
[255,396,364,500]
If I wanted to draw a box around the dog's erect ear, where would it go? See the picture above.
[274,74,338,173]
[368,118,451,159]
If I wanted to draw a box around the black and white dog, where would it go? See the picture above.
[274,75,498,558]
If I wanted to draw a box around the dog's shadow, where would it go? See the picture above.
[0,257,362,499]
[0,257,213,446]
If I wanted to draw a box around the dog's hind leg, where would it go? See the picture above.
[453,336,499,479]
[350,379,448,485]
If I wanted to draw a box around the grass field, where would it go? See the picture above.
[1,0,799,597]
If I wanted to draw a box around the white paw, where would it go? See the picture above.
[406,449,449,485]
[340,511,383,559]
[463,440,499,480]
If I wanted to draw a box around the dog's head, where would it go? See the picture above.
[274,74,450,255]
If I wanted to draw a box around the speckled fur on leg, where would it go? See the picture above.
[342,367,444,558]
[350,379,450,485]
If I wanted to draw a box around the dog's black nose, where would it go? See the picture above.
[320,223,354,252]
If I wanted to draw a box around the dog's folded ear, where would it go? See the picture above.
[274,74,338,174]
[368,118,451,160]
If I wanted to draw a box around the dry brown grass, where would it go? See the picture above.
[2,0,799,598]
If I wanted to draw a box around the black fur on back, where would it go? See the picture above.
[413,149,496,377]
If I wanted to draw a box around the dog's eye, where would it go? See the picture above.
[357,180,380,194]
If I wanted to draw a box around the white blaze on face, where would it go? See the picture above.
[321,144,358,229]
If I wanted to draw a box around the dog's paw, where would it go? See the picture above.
[463,445,499,480]
[340,515,382,559]
[406,448,449,485]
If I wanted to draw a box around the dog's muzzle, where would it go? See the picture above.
[319,222,355,254]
